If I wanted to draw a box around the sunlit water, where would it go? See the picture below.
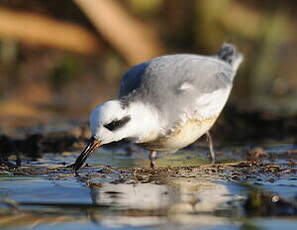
[0,145,296,230]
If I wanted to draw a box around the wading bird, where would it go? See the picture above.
[73,43,243,171]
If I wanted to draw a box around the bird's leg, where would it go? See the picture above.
[149,150,157,168]
[206,131,215,164]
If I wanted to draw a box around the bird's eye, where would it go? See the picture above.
[104,116,131,131]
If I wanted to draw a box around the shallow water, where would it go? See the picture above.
[0,145,297,230]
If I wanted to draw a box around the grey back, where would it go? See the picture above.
[119,54,236,128]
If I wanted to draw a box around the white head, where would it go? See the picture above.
[72,99,160,171]
[90,100,135,144]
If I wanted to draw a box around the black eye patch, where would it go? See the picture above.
[104,116,131,131]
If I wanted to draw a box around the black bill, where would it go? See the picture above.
[72,137,101,172]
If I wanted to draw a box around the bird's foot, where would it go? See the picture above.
[206,131,216,164]
[149,151,157,169]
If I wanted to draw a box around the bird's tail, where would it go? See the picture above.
[218,43,243,72]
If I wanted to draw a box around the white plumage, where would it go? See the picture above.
[73,43,243,171]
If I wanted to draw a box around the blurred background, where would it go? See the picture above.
[0,0,296,139]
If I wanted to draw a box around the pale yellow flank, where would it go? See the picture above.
[140,116,218,152]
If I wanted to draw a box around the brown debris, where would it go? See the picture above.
[247,147,267,161]
[3,161,295,186]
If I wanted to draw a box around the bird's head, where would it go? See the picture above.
[72,100,159,171]
[90,100,135,144]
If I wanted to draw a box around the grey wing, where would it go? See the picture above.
[175,57,235,120]
[139,55,236,125]
[119,62,149,98]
